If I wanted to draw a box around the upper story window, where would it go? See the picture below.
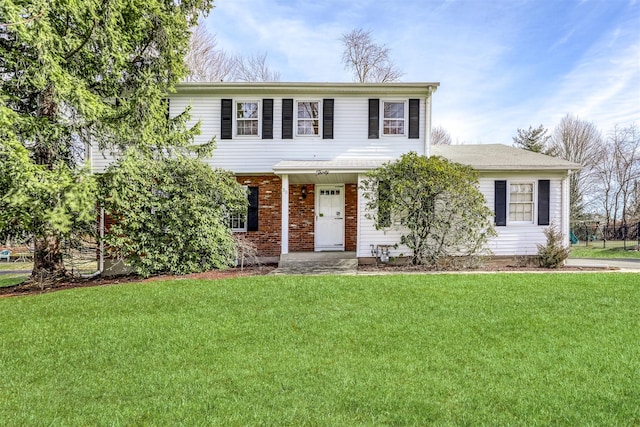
[296,101,319,136]
[509,183,534,222]
[382,101,405,135]
[236,101,259,136]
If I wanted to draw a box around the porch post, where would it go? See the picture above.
[281,174,289,254]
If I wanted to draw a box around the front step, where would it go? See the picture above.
[274,251,358,275]
[278,251,357,267]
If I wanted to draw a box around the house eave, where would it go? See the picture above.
[174,82,440,96]
[473,166,582,172]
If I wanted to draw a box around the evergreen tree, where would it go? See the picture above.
[0,0,213,281]
[512,125,551,153]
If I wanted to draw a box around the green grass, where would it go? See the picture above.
[0,273,638,425]
[0,275,28,288]
[0,261,32,271]
[571,240,640,259]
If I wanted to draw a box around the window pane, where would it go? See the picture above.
[237,102,258,119]
[237,120,259,136]
[384,102,404,119]
[384,120,405,135]
[297,102,318,119]
[508,182,534,222]
[297,119,318,135]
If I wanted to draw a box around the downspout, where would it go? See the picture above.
[563,170,572,250]
[425,87,434,157]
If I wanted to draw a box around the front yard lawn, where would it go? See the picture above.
[0,273,638,425]
[570,240,640,259]
[0,275,29,288]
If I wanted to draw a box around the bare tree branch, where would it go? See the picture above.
[232,52,281,82]
[184,23,235,82]
[184,23,280,82]
[431,126,452,145]
[341,28,403,83]
[549,114,603,218]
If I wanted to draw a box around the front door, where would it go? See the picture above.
[315,185,345,251]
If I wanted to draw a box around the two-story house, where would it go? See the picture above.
[89,82,580,264]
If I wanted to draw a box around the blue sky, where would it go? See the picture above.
[203,0,640,144]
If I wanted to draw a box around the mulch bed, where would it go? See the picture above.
[1,263,611,298]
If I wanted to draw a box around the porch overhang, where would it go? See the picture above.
[273,159,388,184]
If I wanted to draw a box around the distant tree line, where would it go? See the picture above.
[512,118,639,226]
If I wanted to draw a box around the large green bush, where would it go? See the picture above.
[361,152,495,267]
[100,150,246,277]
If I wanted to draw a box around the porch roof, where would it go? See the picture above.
[273,159,389,184]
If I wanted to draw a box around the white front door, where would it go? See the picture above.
[315,185,345,251]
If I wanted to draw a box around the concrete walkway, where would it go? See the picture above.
[0,269,31,275]
[271,251,358,275]
[271,253,640,275]
[3,258,637,276]
[565,258,640,271]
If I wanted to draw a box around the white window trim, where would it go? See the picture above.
[381,100,407,137]
[230,186,249,232]
[234,100,261,138]
[295,100,321,137]
[508,181,536,224]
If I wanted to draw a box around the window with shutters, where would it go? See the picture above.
[382,101,405,135]
[509,183,534,222]
[235,101,259,136]
[296,101,320,136]
[229,186,249,232]
[229,186,258,232]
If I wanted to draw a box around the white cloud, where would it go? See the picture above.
[204,0,640,143]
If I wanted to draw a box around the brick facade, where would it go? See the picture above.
[236,177,359,256]
[289,184,315,252]
[235,175,282,257]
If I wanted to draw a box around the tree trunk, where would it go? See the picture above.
[31,235,68,282]
[28,85,69,282]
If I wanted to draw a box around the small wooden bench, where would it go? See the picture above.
[0,250,11,262]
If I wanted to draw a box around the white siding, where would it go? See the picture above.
[89,92,427,173]
[357,173,568,258]
[481,175,563,256]
[89,145,118,173]
[170,94,426,174]
[357,174,411,258]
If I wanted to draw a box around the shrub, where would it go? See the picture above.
[537,224,570,268]
[361,152,495,267]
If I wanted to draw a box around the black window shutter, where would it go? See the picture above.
[377,181,391,228]
[282,98,293,139]
[262,99,273,139]
[538,180,550,226]
[247,186,259,231]
[323,99,334,139]
[408,99,420,139]
[368,99,379,139]
[221,99,232,139]
[495,180,507,226]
